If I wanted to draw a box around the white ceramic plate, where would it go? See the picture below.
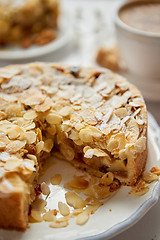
[0,114,160,240]
[0,25,72,60]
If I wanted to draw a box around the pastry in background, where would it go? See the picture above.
[96,45,125,72]
[0,0,59,48]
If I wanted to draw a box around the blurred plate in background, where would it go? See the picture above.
[0,24,72,60]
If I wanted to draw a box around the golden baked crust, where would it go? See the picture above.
[0,62,147,229]
[0,0,59,47]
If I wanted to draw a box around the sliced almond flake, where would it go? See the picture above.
[150,167,160,176]
[14,118,35,130]
[25,122,36,131]
[50,174,62,185]
[119,149,127,160]
[6,140,26,153]
[85,202,103,215]
[85,197,101,206]
[100,80,115,97]
[131,97,144,107]
[4,159,22,171]
[114,108,128,118]
[69,129,79,141]
[6,104,22,118]
[84,148,94,158]
[0,123,10,133]
[1,75,32,93]
[43,210,57,222]
[89,94,103,109]
[116,81,129,91]
[132,108,141,117]
[7,125,25,140]
[0,68,21,79]
[36,128,42,141]
[0,152,11,162]
[25,131,37,144]
[72,105,81,111]
[21,160,35,171]
[79,126,102,142]
[0,93,18,102]
[65,192,86,209]
[23,110,37,120]
[59,106,72,117]
[129,101,141,107]
[22,94,46,106]
[41,182,50,195]
[35,97,52,112]
[93,148,108,157]
[31,209,43,222]
[71,208,84,216]
[43,138,54,153]
[87,126,102,138]
[70,93,82,103]
[81,109,97,125]
[103,109,113,124]
[40,86,57,95]
[64,177,89,190]
[100,172,114,186]
[108,114,121,125]
[84,146,108,159]
[142,172,159,183]
[0,111,7,120]
[26,154,37,163]
[74,139,83,146]
[36,141,44,154]
[58,202,70,216]
[134,137,146,153]
[129,180,149,196]
[76,211,89,225]
[135,118,144,125]
[46,125,56,136]
[46,113,62,125]
[84,185,110,199]
[32,198,47,212]
[61,124,72,133]
[49,221,68,228]
[121,116,130,124]
[95,111,103,121]
[126,118,139,142]
[96,81,108,92]
[107,137,119,152]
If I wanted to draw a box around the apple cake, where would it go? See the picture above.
[0,0,59,47]
[0,62,147,230]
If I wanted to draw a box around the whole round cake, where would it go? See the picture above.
[0,63,147,229]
